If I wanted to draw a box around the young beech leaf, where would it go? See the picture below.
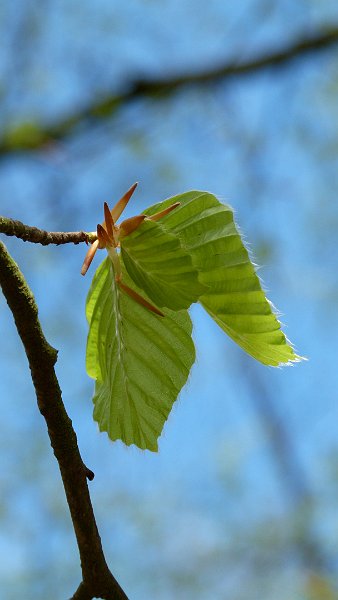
[143,190,302,366]
[86,258,195,451]
[120,218,207,310]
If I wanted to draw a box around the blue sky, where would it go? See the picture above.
[1,2,338,598]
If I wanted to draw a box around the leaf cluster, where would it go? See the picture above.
[86,191,301,451]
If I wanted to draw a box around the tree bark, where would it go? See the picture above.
[0,240,128,600]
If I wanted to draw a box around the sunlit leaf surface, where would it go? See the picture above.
[86,258,195,451]
[144,191,301,366]
[121,218,207,310]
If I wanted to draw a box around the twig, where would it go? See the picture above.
[1,26,338,153]
[0,216,97,245]
[0,240,128,600]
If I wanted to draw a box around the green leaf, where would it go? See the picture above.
[86,257,195,451]
[144,191,301,366]
[120,218,207,310]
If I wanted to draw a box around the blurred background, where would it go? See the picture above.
[1,1,338,599]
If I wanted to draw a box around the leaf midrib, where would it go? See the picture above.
[109,261,131,426]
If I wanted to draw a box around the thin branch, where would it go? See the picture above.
[0,240,128,600]
[0,216,97,245]
[1,26,338,154]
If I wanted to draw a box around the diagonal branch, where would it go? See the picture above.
[1,26,338,154]
[0,240,128,600]
[0,216,97,245]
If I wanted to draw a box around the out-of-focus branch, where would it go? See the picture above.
[242,356,328,573]
[1,26,338,154]
[0,240,128,600]
[0,216,97,245]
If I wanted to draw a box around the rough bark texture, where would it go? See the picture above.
[0,217,96,245]
[0,240,128,600]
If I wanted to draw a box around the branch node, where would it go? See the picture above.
[85,466,95,481]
